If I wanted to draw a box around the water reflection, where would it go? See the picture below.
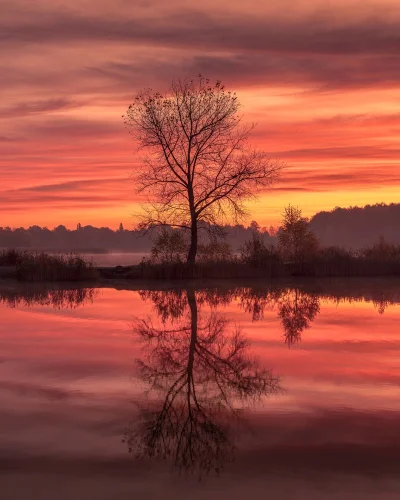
[0,286,96,309]
[238,287,320,346]
[127,282,400,474]
[127,288,281,475]
[139,287,322,347]
[278,290,320,346]
[1,279,400,489]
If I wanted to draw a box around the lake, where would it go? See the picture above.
[1,278,400,499]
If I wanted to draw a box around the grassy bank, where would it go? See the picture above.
[1,244,400,282]
[0,249,98,282]
[97,259,400,281]
[120,235,400,280]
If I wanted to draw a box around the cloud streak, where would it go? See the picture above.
[2,4,400,57]
[1,0,400,226]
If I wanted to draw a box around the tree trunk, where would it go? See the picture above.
[186,288,198,387]
[187,218,198,266]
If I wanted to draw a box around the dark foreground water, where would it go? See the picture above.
[1,279,400,499]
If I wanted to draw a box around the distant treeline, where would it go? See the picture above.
[310,203,400,248]
[0,223,275,253]
[1,202,399,252]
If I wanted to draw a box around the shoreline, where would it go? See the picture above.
[2,263,400,283]
[1,271,400,291]
[1,275,400,314]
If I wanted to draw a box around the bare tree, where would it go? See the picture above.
[124,76,282,265]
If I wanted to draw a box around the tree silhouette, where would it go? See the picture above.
[278,205,319,263]
[123,76,282,265]
[125,288,280,475]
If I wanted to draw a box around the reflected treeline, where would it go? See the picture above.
[139,287,321,347]
[126,288,281,475]
[237,284,400,318]
[328,294,396,316]
[0,286,97,309]
[137,282,400,346]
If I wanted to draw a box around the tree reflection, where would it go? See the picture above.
[0,286,97,309]
[237,287,320,346]
[238,287,281,321]
[126,288,280,475]
[277,289,320,346]
[372,297,391,315]
[128,282,399,473]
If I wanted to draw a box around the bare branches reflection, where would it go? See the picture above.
[127,288,281,475]
[128,282,400,474]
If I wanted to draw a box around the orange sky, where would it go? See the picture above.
[1,0,400,229]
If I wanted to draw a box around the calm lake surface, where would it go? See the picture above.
[1,278,400,499]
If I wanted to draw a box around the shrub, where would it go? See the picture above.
[361,237,400,262]
[149,228,188,264]
[240,232,282,268]
[197,240,234,263]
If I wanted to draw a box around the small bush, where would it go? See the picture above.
[240,233,282,269]
[361,237,400,262]
[318,246,354,260]
[149,228,188,264]
[197,240,234,263]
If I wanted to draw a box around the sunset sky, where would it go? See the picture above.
[1,0,400,229]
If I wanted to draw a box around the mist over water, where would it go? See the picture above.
[1,279,400,499]
[82,252,148,266]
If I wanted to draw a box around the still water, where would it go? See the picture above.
[1,279,400,499]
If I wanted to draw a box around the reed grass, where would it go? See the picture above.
[135,240,400,280]
[14,252,98,282]
[0,248,24,266]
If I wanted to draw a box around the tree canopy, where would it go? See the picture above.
[124,76,282,264]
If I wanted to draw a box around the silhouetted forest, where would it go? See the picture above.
[0,223,275,253]
[1,203,399,253]
[310,203,400,248]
